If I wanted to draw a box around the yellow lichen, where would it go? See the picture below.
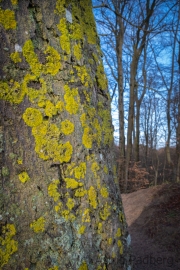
[78,225,86,234]
[93,118,102,146]
[83,90,91,103]
[66,162,76,176]
[32,120,48,138]
[92,53,99,64]
[80,113,86,128]
[56,101,65,112]
[82,209,90,223]
[30,217,45,233]
[54,0,65,14]
[99,202,111,221]
[22,74,47,103]
[97,222,103,234]
[11,0,18,4]
[18,171,30,183]
[82,127,93,149]
[103,165,108,174]
[66,198,75,210]
[0,80,25,104]
[98,106,113,145]
[10,52,21,63]
[70,22,83,40]
[117,240,123,254]
[78,261,88,270]
[48,179,60,202]
[61,210,76,221]
[48,266,58,270]
[119,212,125,223]
[88,59,94,65]
[38,101,46,107]
[32,121,60,160]
[74,187,87,197]
[70,2,96,64]
[96,64,107,90]
[0,224,18,268]
[74,43,82,61]
[74,162,86,179]
[0,8,16,29]
[64,178,83,189]
[22,41,60,91]
[87,107,96,118]
[100,186,109,198]
[70,69,74,75]
[23,107,43,127]
[64,85,79,115]
[17,158,23,164]
[91,162,100,176]
[57,141,73,163]
[57,18,70,54]
[88,186,97,209]
[44,100,57,117]
[60,119,74,135]
[85,27,97,45]
[79,1,97,45]
[22,40,42,76]
[32,122,73,163]
[113,164,118,184]
[43,45,61,75]
[108,238,112,245]
[80,106,103,149]
[75,66,92,87]
[54,202,63,212]
[47,139,60,161]
[115,228,122,237]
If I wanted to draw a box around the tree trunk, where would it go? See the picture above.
[177,28,180,182]
[177,107,180,182]
[0,1,131,269]
[135,102,140,162]
[166,102,173,165]
[116,18,125,183]
[134,46,147,163]
[124,54,138,191]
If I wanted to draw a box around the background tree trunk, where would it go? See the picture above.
[0,0,131,269]
[116,15,126,183]
[125,52,139,191]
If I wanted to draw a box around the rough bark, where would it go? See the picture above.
[0,0,131,269]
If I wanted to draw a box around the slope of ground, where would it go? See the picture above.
[121,183,180,270]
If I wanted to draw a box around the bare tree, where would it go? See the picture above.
[93,0,179,190]
[150,2,180,181]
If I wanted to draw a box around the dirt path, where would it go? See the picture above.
[121,186,180,270]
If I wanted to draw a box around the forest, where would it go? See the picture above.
[93,0,180,192]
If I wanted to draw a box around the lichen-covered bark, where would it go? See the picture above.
[0,0,131,269]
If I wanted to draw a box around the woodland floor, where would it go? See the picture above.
[121,183,180,270]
